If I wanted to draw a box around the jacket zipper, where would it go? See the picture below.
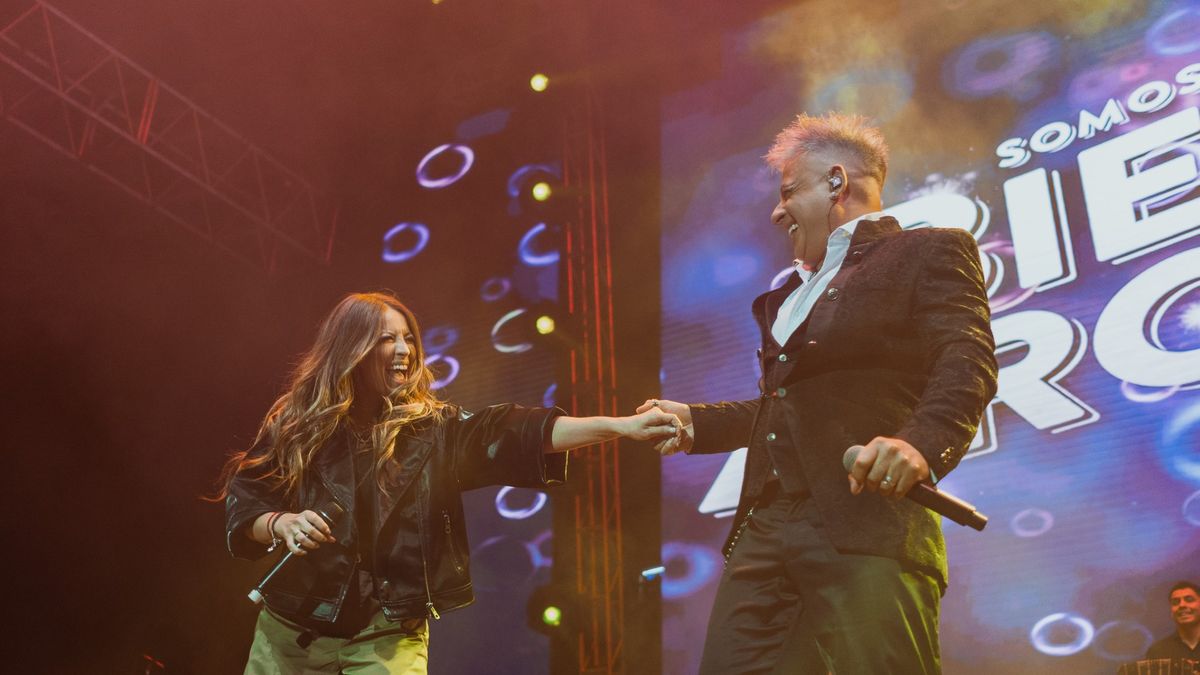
[420,554,440,619]
[443,511,465,574]
[418,493,440,620]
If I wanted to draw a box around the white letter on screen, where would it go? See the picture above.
[1078,107,1200,263]
[991,310,1099,433]
[1094,246,1200,389]
[1077,98,1129,140]
[1003,168,1077,291]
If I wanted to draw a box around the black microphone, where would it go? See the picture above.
[248,502,346,604]
[842,445,988,531]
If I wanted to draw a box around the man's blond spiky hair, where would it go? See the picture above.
[764,113,889,186]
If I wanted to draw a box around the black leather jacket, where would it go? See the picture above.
[225,404,566,624]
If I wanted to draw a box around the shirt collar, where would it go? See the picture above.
[791,211,886,278]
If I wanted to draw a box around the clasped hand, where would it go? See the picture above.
[846,436,930,499]
[623,407,687,445]
[635,399,693,455]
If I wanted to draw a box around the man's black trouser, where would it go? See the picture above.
[698,482,942,674]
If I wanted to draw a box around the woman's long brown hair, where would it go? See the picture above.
[215,292,446,500]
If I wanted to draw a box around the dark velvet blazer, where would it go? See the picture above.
[689,216,997,588]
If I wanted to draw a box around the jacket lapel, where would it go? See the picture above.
[753,271,803,342]
[310,426,438,535]
[753,216,900,332]
[376,431,435,526]
[311,434,355,524]
[793,215,902,337]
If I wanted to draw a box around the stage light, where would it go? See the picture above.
[519,222,561,266]
[541,605,563,627]
[527,584,577,637]
[416,143,474,189]
[425,354,460,389]
[530,73,549,92]
[506,164,561,198]
[382,222,430,263]
[640,566,666,582]
[494,304,571,353]
[531,181,552,201]
[494,486,548,520]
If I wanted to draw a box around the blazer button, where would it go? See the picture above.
[766,433,777,441]
[806,339,817,347]
[777,354,788,362]
[826,287,841,300]
[776,387,787,398]
[851,250,864,262]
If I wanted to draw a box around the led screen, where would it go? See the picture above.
[659,2,1200,672]
[365,121,564,674]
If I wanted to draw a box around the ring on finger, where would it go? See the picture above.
[881,476,894,486]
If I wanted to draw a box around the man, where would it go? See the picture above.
[1144,581,1200,663]
[641,113,997,673]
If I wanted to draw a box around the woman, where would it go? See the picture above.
[219,292,680,674]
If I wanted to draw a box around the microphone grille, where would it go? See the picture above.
[317,501,346,526]
[842,445,864,472]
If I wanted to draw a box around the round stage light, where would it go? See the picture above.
[519,223,560,266]
[1010,508,1054,538]
[659,541,722,599]
[425,354,460,389]
[531,181,552,201]
[1030,612,1094,656]
[491,308,533,354]
[530,73,549,92]
[506,164,560,198]
[494,486,548,520]
[480,276,512,302]
[541,606,562,627]
[535,315,555,335]
[381,222,430,263]
[422,325,459,356]
[416,143,474,189]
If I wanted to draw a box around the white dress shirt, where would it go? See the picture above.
[770,212,884,345]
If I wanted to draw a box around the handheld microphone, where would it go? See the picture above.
[248,502,346,604]
[842,446,988,531]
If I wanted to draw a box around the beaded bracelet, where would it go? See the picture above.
[265,511,284,552]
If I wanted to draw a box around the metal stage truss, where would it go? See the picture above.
[561,84,626,675]
[0,1,335,272]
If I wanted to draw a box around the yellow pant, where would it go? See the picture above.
[244,608,428,675]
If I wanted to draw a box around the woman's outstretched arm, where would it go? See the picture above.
[547,408,683,453]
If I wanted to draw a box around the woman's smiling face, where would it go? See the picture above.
[353,307,414,401]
